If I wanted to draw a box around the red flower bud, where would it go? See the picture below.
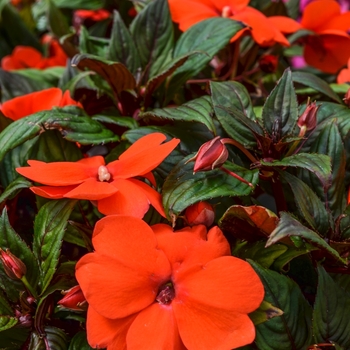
[185,202,215,227]
[187,136,229,172]
[259,55,278,73]
[343,88,350,108]
[0,248,27,280]
[58,285,87,311]
[297,99,319,136]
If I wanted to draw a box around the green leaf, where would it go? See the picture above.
[0,176,31,204]
[29,326,68,350]
[300,120,346,219]
[92,115,138,130]
[249,300,284,326]
[0,209,39,288]
[0,290,12,315]
[210,81,259,148]
[33,199,77,294]
[143,52,199,108]
[292,71,342,103]
[46,0,71,37]
[313,266,350,348]
[279,171,330,235]
[140,95,216,134]
[260,153,332,188]
[162,156,258,219]
[262,68,298,139]
[52,0,101,9]
[71,53,136,97]
[249,261,313,350]
[78,26,109,58]
[108,10,141,75]
[0,326,30,349]
[130,0,173,80]
[169,18,244,92]
[0,108,119,162]
[266,212,346,264]
[0,316,17,332]
[68,331,94,350]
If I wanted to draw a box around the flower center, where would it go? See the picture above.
[221,6,233,18]
[97,165,111,182]
[156,283,175,305]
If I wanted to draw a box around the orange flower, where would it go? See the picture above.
[16,133,180,218]
[75,215,264,349]
[299,0,350,73]
[1,38,67,71]
[168,0,301,46]
[337,57,350,83]
[0,88,82,121]
[74,9,111,21]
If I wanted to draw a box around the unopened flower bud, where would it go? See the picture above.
[185,202,215,227]
[0,249,27,280]
[297,99,319,136]
[186,136,229,173]
[58,285,87,311]
[259,55,278,73]
[343,88,350,108]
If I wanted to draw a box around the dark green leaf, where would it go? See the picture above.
[249,261,313,350]
[140,95,216,134]
[78,26,110,58]
[0,209,39,288]
[52,0,101,9]
[313,266,350,348]
[260,153,332,188]
[0,290,13,315]
[266,212,346,264]
[33,199,77,294]
[0,326,29,349]
[279,171,330,235]
[210,81,259,148]
[92,115,138,129]
[71,53,136,97]
[108,10,141,74]
[29,326,68,350]
[130,0,173,80]
[0,176,31,204]
[169,18,244,92]
[47,0,71,37]
[262,68,298,139]
[0,108,119,162]
[292,71,341,103]
[163,156,258,219]
[68,331,94,350]
[299,120,346,219]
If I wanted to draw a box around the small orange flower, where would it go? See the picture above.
[17,133,180,218]
[185,201,215,227]
[1,37,67,71]
[74,9,111,21]
[299,0,350,73]
[0,88,82,121]
[168,0,301,46]
[75,215,264,349]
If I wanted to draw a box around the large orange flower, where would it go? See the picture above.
[0,87,82,121]
[1,42,67,71]
[168,0,301,46]
[17,133,180,218]
[76,215,264,349]
[299,0,350,73]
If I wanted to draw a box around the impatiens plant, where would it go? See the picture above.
[1,0,350,349]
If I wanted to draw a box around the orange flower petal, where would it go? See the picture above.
[300,0,341,32]
[97,178,150,217]
[303,32,350,73]
[175,256,264,314]
[59,90,82,108]
[268,16,302,34]
[1,46,43,70]
[108,137,180,178]
[17,157,104,186]
[126,303,186,350]
[76,217,171,319]
[64,178,118,200]
[318,11,350,32]
[86,306,135,350]
[337,59,350,83]
[30,185,76,199]
[174,300,257,349]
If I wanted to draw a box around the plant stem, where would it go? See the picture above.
[21,275,38,299]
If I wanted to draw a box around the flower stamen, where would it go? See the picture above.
[156,283,175,305]
[221,6,233,18]
[98,165,111,182]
